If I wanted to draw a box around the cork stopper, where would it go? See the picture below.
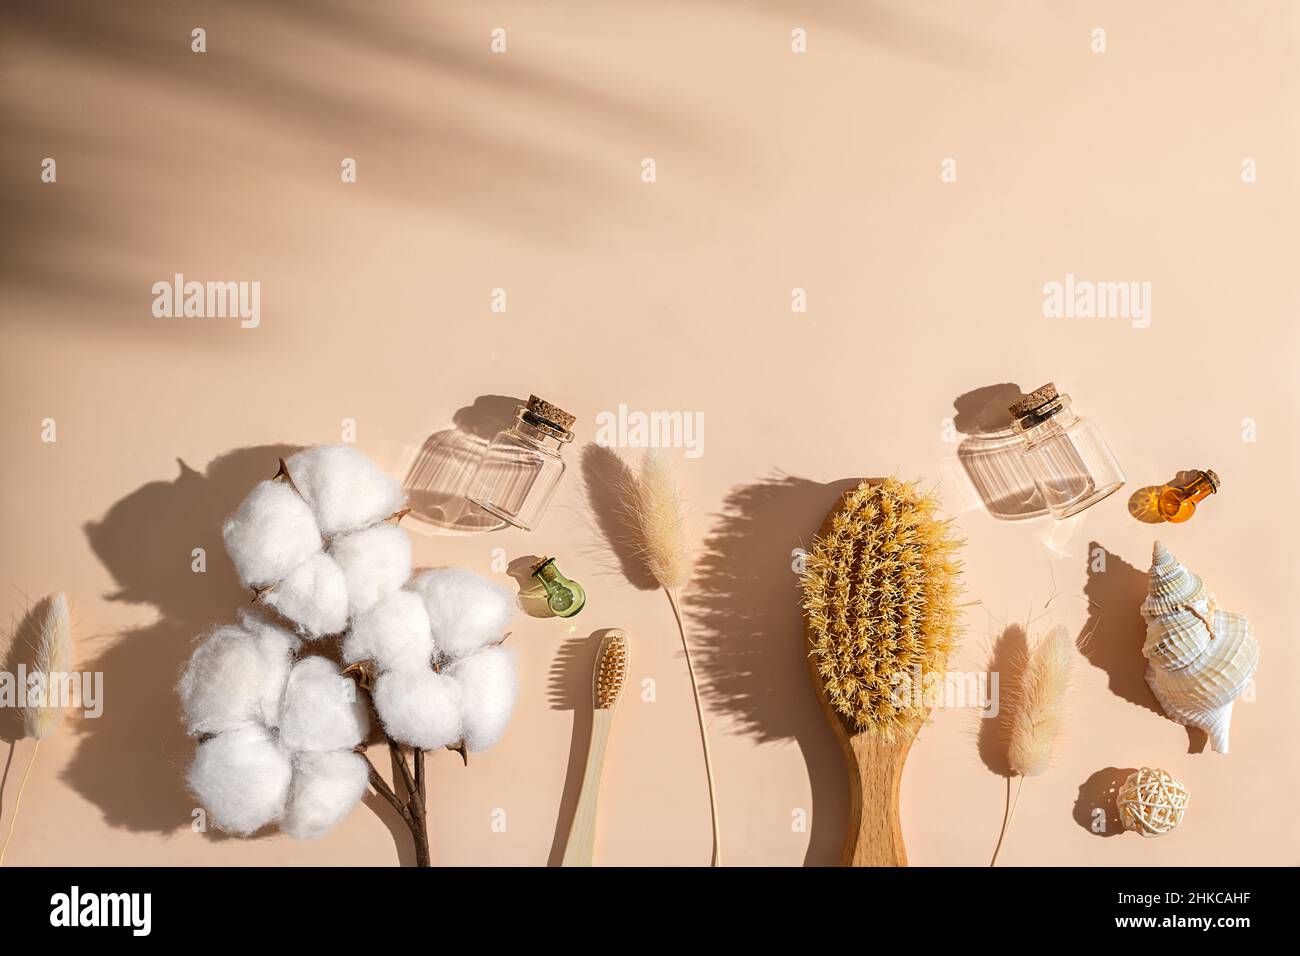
[1008,383,1059,419]
[1203,469,1221,491]
[526,395,576,431]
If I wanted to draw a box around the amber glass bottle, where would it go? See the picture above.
[1157,470,1220,523]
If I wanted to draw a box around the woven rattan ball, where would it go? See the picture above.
[1117,767,1189,837]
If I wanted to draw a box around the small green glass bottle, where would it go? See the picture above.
[531,557,586,618]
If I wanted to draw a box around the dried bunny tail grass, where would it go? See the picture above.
[27,592,73,740]
[613,448,719,863]
[1007,623,1074,777]
[620,450,691,591]
[801,478,963,739]
[2,593,73,866]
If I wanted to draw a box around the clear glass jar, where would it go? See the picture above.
[467,396,575,531]
[1009,383,1125,519]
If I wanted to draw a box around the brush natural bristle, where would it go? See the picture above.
[1007,624,1073,776]
[594,630,629,709]
[801,478,962,739]
[27,593,73,740]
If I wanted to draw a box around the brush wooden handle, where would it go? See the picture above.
[561,708,614,867]
[805,581,920,864]
[843,730,915,867]
[809,665,920,867]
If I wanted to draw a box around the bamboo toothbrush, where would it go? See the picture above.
[561,629,629,867]
[800,479,962,866]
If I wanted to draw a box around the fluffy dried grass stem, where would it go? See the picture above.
[612,451,719,865]
[989,774,1024,867]
[1,594,73,866]
[989,623,1073,866]
[1007,625,1073,778]
[667,588,721,867]
[0,740,40,867]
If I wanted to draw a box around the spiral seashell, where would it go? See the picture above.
[1139,541,1259,753]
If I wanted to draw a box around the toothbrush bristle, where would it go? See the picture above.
[595,632,628,709]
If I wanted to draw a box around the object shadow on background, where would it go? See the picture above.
[686,474,860,866]
[545,629,611,866]
[1,1,700,325]
[1077,542,1167,710]
[74,444,299,836]
[362,792,417,867]
[1126,470,1200,525]
[952,383,1048,520]
[1073,766,1138,838]
[507,555,554,618]
[402,395,520,536]
[693,0,1004,72]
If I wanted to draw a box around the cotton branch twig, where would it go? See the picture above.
[267,458,443,866]
[344,661,431,867]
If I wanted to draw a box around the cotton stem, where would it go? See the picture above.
[349,669,430,867]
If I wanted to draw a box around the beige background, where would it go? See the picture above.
[2,1,1297,866]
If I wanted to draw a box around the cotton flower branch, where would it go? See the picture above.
[181,446,520,866]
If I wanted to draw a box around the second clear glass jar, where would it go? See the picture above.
[466,395,575,531]
[1009,383,1125,519]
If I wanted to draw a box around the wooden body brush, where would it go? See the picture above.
[801,478,961,866]
[561,629,629,867]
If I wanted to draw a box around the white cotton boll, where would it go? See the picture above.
[446,645,518,753]
[188,724,292,836]
[343,589,433,673]
[263,552,349,638]
[330,524,412,617]
[285,445,405,536]
[278,656,369,753]
[411,567,514,659]
[373,668,463,750]
[222,480,322,587]
[178,614,299,737]
[282,750,368,840]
